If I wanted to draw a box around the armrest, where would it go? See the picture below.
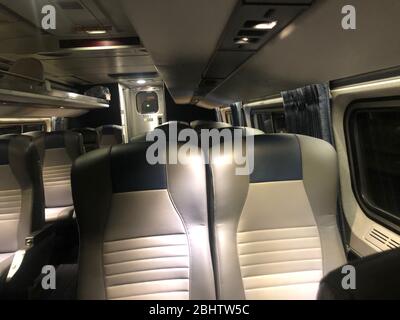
[25,224,55,248]
[318,248,400,300]
[6,225,55,284]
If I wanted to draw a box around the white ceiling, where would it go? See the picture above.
[121,0,238,104]
[0,0,400,106]
[0,0,158,86]
[208,0,400,103]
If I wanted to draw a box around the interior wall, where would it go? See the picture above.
[165,88,216,123]
[68,83,122,129]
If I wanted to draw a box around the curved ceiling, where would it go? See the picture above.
[123,0,400,105]
[122,0,238,104]
[0,0,399,107]
[207,0,400,103]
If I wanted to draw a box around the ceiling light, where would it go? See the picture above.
[235,37,250,44]
[136,79,146,84]
[254,21,277,30]
[86,30,107,35]
[75,26,112,34]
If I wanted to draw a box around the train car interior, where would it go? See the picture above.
[0,0,399,301]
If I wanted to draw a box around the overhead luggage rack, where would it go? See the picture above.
[0,58,109,118]
[0,87,109,118]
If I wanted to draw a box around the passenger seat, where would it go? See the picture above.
[72,128,100,153]
[209,134,346,299]
[0,135,52,295]
[29,131,84,223]
[71,142,215,299]
[97,125,123,147]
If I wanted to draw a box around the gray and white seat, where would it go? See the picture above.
[0,135,49,292]
[29,131,84,223]
[71,142,215,300]
[209,134,346,300]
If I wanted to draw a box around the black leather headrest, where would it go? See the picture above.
[190,120,232,130]
[0,138,10,165]
[251,134,302,183]
[110,143,167,193]
[98,125,122,135]
[43,131,68,149]
[72,128,99,145]
[156,121,191,133]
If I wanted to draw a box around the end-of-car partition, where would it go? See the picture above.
[332,78,400,257]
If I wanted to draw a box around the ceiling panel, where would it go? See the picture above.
[122,0,238,104]
[208,0,400,103]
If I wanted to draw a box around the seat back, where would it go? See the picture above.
[190,120,232,130]
[71,142,215,300]
[72,128,100,152]
[0,135,44,254]
[209,134,346,299]
[31,131,84,210]
[97,125,123,147]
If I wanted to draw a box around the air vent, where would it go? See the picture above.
[243,20,266,28]
[58,1,84,10]
[234,37,259,44]
[365,227,400,251]
[237,29,268,37]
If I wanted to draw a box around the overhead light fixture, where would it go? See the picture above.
[136,79,146,84]
[235,37,250,44]
[254,21,278,30]
[75,26,112,34]
[60,37,139,51]
[86,30,107,35]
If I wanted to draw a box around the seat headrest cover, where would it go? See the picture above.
[156,121,191,133]
[72,128,99,144]
[191,120,232,130]
[111,143,167,193]
[43,131,67,149]
[98,125,122,135]
[0,139,10,165]
[250,134,302,183]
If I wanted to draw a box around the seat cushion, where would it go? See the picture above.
[0,252,14,277]
[45,206,74,223]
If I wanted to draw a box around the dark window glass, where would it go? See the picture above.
[22,123,45,133]
[136,91,159,114]
[251,110,287,133]
[272,112,287,133]
[348,108,400,225]
[0,122,46,135]
[0,125,21,135]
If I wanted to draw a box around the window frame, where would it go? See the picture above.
[135,91,159,115]
[0,119,48,135]
[344,97,400,233]
[249,107,286,133]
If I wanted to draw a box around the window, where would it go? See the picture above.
[136,91,159,114]
[0,124,21,135]
[225,110,233,124]
[0,122,46,135]
[251,109,287,133]
[347,102,400,229]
